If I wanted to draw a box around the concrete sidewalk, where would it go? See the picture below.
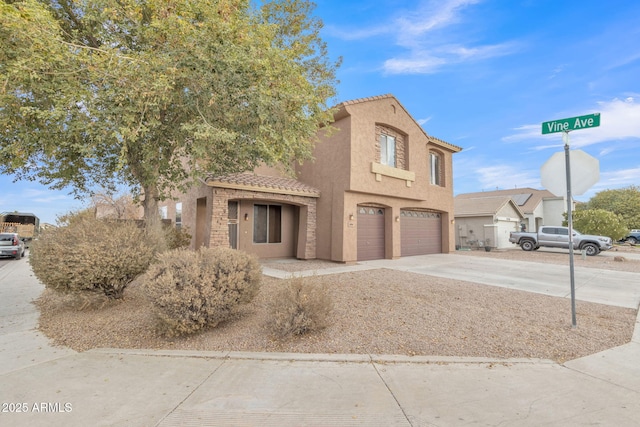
[1,255,639,426]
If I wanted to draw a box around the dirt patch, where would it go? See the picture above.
[36,251,638,363]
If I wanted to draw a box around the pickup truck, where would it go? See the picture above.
[509,226,613,256]
[623,230,640,245]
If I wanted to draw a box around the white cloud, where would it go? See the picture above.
[325,25,389,41]
[330,0,516,75]
[383,42,517,74]
[599,167,640,187]
[453,155,540,194]
[503,96,640,149]
[396,0,482,48]
[475,164,540,190]
[384,55,446,74]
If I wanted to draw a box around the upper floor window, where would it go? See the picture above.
[379,134,396,167]
[429,151,443,186]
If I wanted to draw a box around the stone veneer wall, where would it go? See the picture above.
[375,124,406,170]
[209,187,317,259]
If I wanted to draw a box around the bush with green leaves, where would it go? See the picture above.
[144,247,261,337]
[29,215,155,299]
[267,276,333,338]
[585,185,640,229]
[563,209,628,241]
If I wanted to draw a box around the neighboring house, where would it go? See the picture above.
[161,94,462,262]
[454,196,524,249]
[455,188,567,235]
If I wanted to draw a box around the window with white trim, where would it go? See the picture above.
[379,134,396,167]
[429,151,443,186]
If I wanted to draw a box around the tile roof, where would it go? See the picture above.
[206,173,320,197]
[456,188,558,214]
[455,196,516,216]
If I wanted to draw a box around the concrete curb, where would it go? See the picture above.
[87,347,557,366]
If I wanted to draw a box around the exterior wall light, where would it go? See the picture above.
[395,216,400,222]
[244,213,249,221]
[349,214,354,221]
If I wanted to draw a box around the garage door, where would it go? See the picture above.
[496,221,518,249]
[357,207,385,261]
[400,210,441,256]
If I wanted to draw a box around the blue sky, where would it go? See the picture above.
[2,0,639,225]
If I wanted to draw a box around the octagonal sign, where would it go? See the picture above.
[540,149,599,197]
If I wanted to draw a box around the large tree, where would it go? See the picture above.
[585,186,640,230]
[0,0,340,225]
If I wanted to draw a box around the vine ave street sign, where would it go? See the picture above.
[541,113,600,134]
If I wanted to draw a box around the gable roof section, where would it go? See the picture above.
[455,196,525,218]
[333,94,463,153]
[207,173,320,198]
[456,188,557,214]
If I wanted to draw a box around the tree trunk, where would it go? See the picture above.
[142,184,161,229]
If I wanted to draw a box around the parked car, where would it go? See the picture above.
[0,232,25,260]
[624,230,640,245]
[509,226,613,256]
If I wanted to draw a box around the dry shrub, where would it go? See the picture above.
[143,247,261,337]
[268,276,333,338]
[163,225,192,250]
[29,215,155,299]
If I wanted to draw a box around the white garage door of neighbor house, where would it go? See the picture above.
[357,207,385,261]
[496,221,518,248]
[400,210,442,256]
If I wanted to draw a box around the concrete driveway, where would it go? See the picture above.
[361,252,640,309]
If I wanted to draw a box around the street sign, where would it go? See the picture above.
[539,111,602,328]
[541,113,600,134]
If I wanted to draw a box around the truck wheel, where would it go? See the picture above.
[520,240,535,251]
[582,243,599,256]
[627,236,638,245]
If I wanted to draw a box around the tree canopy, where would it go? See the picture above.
[583,186,640,230]
[0,0,340,223]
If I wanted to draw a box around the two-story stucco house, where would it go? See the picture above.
[160,94,462,262]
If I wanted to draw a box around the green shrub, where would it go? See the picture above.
[29,215,155,299]
[144,247,261,337]
[267,276,332,338]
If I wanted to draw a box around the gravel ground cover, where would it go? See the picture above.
[35,245,639,363]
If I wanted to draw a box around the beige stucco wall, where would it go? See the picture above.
[157,181,213,249]
[542,197,567,227]
[297,96,458,262]
[455,216,493,248]
[161,95,459,262]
